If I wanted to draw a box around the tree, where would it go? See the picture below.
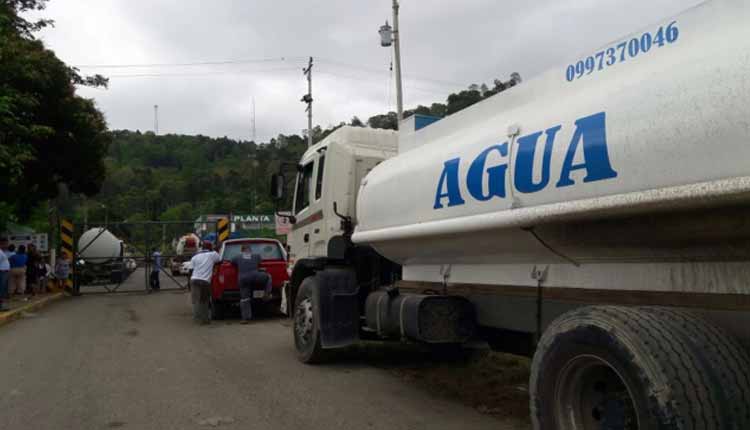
[446,89,484,115]
[429,103,448,118]
[367,112,398,130]
[349,116,365,127]
[0,0,111,227]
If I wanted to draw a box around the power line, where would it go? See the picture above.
[316,57,466,88]
[73,56,467,89]
[315,70,456,97]
[73,57,308,69]
[104,67,302,79]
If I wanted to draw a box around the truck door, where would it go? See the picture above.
[290,161,315,261]
[308,151,327,257]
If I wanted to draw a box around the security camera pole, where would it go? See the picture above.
[380,0,404,128]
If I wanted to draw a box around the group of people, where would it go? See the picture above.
[188,241,272,325]
[0,237,72,312]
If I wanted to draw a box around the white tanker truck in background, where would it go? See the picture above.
[170,233,200,275]
[77,228,136,284]
[271,1,750,428]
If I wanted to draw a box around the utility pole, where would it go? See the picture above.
[380,0,404,127]
[251,96,256,143]
[302,57,314,147]
[392,0,404,124]
[154,104,159,135]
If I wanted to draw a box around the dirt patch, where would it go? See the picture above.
[354,343,531,424]
[125,328,139,337]
[125,309,140,322]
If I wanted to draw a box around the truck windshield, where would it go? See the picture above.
[223,242,283,261]
[294,162,314,215]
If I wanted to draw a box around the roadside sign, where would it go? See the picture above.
[8,233,48,251]
[275,213,292,235]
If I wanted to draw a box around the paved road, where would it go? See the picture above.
[0,270,525,430]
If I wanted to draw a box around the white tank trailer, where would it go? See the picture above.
[273,1,750,428]
[170,233,199,275]
[77,228,128,284]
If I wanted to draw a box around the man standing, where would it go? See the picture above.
[150,247,161,292]
[189,241,220,324]
[231,244,272,324]
[0,238,10,311]
[9,245,28,297]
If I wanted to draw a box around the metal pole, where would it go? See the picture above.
[303,57,314,147]
[145,223,150,293]
[154,105,159,135]
[392,0,404,126]
[251,96,256,143]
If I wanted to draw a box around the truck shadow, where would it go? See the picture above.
[330,343,532,424]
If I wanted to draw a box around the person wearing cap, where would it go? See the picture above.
[0,238,11,311]
[188,241,221,324]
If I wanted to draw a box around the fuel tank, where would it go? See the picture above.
[353,0,750,266]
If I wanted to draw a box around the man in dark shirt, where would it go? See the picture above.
[231,245,272,323]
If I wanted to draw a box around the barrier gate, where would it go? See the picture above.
[64,220,218,294]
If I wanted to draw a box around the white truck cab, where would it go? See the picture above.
[284,126,397,271]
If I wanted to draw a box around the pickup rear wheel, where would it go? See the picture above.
[530,306,750,430]
[293,276,326,364]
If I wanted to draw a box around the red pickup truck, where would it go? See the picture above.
[209,238,289,320]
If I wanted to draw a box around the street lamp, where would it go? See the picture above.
[379,0,404,128]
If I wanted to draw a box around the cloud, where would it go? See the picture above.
[30,0,694,141]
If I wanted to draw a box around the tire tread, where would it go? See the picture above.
[531,305,748,430]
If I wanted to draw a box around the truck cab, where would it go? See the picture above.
[282,126,398,301]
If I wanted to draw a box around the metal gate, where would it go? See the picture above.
[69,220,213,294]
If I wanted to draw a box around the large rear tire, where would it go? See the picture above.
[530,306,750,430]
[293,276,326,364]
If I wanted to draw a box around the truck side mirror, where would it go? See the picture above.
[270,173,285,201]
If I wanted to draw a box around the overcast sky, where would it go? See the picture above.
[29,0,697,142]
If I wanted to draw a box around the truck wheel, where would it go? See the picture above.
[293,276,326,364]
[530,306,750,430]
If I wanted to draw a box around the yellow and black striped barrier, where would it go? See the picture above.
[217,217,230,243]
[60,219,74,259]
[60,219,75,290]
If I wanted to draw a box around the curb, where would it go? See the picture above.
[0,293,66,328]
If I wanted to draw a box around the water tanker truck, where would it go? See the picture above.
[171,233,200,275]
[271,1,750,428]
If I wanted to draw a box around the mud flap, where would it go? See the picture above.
[313,269,360,348]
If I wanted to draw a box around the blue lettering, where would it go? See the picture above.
[514,126,561,194]
[556,112,618,188]
[467,143,508,201]
[434,158,465,209]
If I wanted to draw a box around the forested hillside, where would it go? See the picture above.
[89,130,307,224]
[77,76,517,227]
